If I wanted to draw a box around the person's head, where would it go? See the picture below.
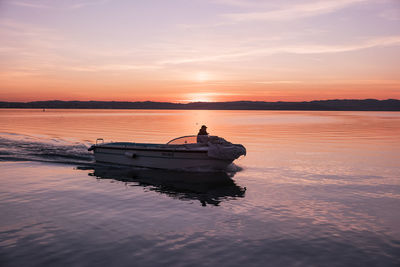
[201,125,207,130]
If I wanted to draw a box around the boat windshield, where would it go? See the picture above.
[167,135,197,145]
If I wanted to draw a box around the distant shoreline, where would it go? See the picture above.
[0,99,399,111]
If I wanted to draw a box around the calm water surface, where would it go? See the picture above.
[0,109,399,266]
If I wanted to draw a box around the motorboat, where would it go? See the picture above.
[88,135,246,170]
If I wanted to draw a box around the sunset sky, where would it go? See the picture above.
[0,0,399,102]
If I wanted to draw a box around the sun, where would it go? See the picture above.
[191,96,211,102]
[183,93,214,103]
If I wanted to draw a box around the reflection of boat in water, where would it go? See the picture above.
[88,135,246,170]
[87,165,246,206]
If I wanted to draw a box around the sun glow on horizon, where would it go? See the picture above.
[180,92,218,103]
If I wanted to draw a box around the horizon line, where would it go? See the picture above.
[1,98,399,104]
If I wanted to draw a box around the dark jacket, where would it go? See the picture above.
[198,128,208,135]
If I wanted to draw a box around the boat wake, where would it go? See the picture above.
[0,133,94,165]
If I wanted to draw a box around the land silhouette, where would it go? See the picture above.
[0,99,399,111]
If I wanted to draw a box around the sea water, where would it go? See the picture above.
[0,109,399,266]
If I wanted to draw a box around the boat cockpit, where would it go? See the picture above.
[166,135,198,145]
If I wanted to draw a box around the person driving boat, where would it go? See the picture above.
[197,125,209,143]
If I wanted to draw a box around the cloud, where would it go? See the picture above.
[67,64,162,72]
[254,79,400,85]
[159,35,400,65]
[10,1,51,9]
[253,81,305,84]
[213,0,270,8]
[379,9,400,21]
[285,36,400,54]
[9,0,111,10]
[223,0,367,22]
[68,0,111,10]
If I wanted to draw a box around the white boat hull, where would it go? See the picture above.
[93,146,233,170]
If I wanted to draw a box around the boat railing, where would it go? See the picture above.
[96,138,104,145]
